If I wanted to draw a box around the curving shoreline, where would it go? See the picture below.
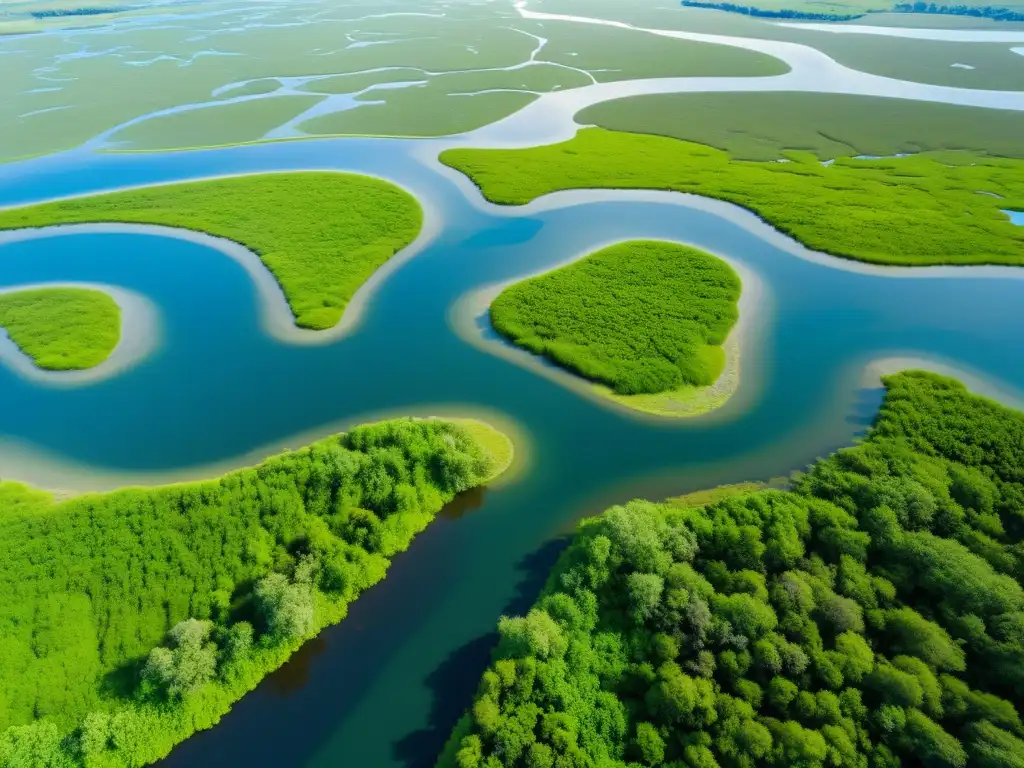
[0,169,443,346]
[0,405,530,497]
[0,280,159,387]
[450,237,768,422]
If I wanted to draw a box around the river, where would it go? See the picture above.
[1,3,1024,766]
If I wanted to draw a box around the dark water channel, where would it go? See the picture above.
[1,137,1023,767]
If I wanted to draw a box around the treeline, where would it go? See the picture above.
[679,1,865,21]
[893,2,1024,20]
[443,371,1024,768]
[0,419,495,767]
[681,0,1024,21]
[28,8,127,19]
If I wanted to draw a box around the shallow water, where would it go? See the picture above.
[1004,208,1024,225]
[3,135,1024,766]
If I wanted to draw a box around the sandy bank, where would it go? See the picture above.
[0,169,441,346]
[0,405,530,497]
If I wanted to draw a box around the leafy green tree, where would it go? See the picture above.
[628,573,665,624]
[142,619,218,700]
[254,573,315,641]
[633,722,665,765]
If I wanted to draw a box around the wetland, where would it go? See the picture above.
[1,0,1024,766]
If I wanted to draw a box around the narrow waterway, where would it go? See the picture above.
[1,131,1023,765]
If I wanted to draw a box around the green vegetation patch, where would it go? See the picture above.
[492,241,741,396]
[0,287,119,370]
[444,371,1024,768]
[0,417,507,767]
[107,95,324,151]
[441,128,1024,267]
[577,93,1024,161]
[537,22,789,81]
[0,173,423,330]
[300,86,539,139]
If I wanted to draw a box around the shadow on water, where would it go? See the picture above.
[846,385,885,437]
[439,486,487,521]
[267,633,329,697]
[392,536,570,768]
[156,490,490,768]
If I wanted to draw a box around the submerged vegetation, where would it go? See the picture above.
[441,128,1024,268]
[0,417,507,767]
[443,371,1024,768]
[577,93,1024,162]
[0,173,422,330]
[491,241,741,396]
[0,286,119,370]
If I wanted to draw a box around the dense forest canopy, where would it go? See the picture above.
[0,418,501,767]
[443,371,1024,768]
[491,241,741,396]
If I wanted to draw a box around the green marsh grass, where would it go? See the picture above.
[0,173,423,330]
[491,240,741,396]
[0,287,119,370]
[578,93,1024,161]
[442,128,1024,267]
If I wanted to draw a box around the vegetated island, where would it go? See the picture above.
[0,172,423,330]
[576,93,1024,163]
[0,286,119,370]
[0,417,512,767]
[490,241,743,418]
[679,0,1024,21]
[439,370,1024,768]
[440,128,1024,268]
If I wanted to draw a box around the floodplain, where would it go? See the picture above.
[1,0,1023,767]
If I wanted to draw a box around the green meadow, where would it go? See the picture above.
[0,287,119,370]
[0,173,423,330]
[0,417,508,767]
[577,93,1024,161]
[491,241,741,399]
[108,96,325,152]
[441,127,1024,268]
[441,371,1024,768]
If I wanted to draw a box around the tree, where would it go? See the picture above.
[645,662,716,728]
[497,610,567,660]
[900,709,967,768]
[254,573,315,641]
[628,573,665,624]
[142,618,218,699]
[834,631,874,683]
[633,722,665,765]
[878,608,966,672]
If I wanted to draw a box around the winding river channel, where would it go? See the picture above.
[1,4,1024,766]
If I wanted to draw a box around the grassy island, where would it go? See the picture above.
[0,417,510,767]
[0,287,119,370]
[441,128,1024,268]
[0,173,423,330]
[490,241,742,417]
[441,371,1024,768]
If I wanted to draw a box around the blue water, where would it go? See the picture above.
[2,140,1024,768]
[1004,208,1024,225]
